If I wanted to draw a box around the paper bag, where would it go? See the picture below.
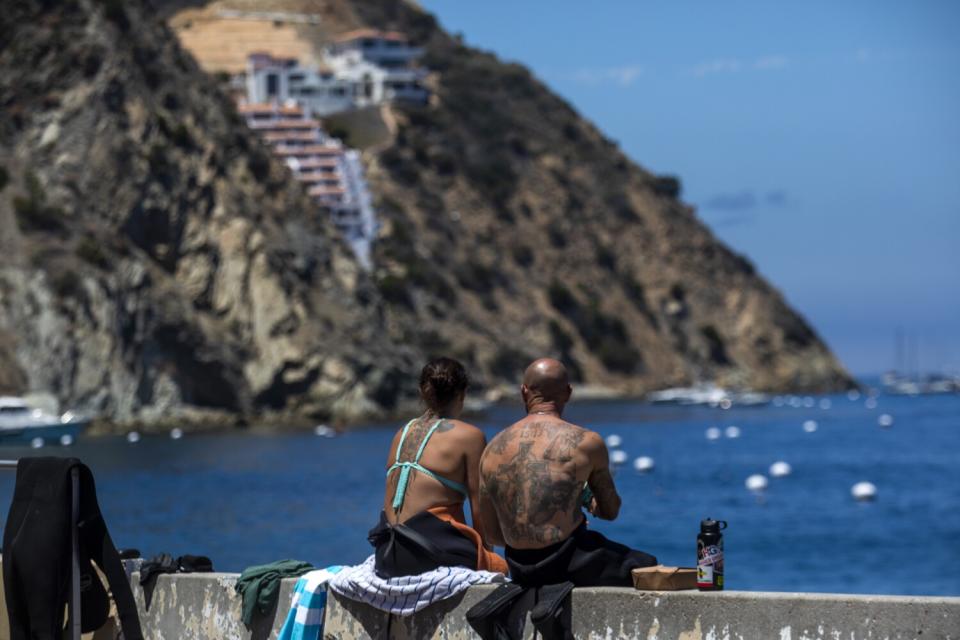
[631,565,698,590]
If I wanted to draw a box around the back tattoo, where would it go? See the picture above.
[482,421,586,545]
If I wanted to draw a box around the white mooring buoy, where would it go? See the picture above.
[851,481,877,502]
[610,450,628,466]
[633,456,655,473]
[705,427,722,441]
[803,420,818,433]
[605,434,623,448]
[724,425,741,439]
[59,434,74,447]
[126,431,141,444]
[745,474,768,492]
[878,414,894,428]
[769,461,792,478]
[30,437,45,449]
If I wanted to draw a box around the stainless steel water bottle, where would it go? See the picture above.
[697,518,727,590]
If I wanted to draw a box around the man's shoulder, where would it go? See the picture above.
[483,422,524,459]
[547,421,603,454]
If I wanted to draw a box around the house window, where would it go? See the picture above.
[266,73,279,97]
[289,73,305,83]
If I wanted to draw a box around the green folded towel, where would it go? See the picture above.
[235,559,314,627]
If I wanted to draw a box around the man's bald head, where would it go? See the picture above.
[522,358,571,406]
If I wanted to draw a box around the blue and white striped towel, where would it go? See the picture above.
[328,555,505,616]
[277,566,344,640]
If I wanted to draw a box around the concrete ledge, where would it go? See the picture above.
[132,572,294,640]
[327,587,960,640]
[128,572,960,640]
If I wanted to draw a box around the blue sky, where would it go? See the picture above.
[419,0,960,376]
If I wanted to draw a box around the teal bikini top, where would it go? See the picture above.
[387,418,469,512]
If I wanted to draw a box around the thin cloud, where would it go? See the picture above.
[700,189,789,232]
[690,55,788,77]
[703,190,757,211]
[691,58,742,77]
[754,55,788,71]
[573,64,644,86]
[765,190,788,206]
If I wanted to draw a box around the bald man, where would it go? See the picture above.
[478,358,657,587]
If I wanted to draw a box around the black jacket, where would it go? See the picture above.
[2,457,143,640]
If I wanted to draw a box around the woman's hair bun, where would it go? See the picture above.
[419,357,469,412]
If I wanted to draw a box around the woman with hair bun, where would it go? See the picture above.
[368,357,507,577]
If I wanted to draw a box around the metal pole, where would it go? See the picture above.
[70,466,81,640]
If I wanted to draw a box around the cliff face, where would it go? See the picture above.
[0,0,852,430]
[0,0,416,427]
[338,0,854,393]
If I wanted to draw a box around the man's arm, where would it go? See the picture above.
[477,450,506,547]
[463,426,498,547]
[583,431,621,520]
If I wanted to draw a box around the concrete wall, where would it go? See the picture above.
[132,572,294,640]
[125,572,960,640]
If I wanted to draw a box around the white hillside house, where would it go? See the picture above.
[238,102,377,268]
[244,30,429,117]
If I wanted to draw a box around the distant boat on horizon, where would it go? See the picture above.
[881,371,959,396]
[645,383,770,408]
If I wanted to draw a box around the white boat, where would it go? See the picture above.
[646,384,727,406]
[646,384,770,408]
[0,396,89,444]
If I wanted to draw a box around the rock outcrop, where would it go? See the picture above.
[319,0,855,393]
[0,0,853,431]
[0,0,416,428]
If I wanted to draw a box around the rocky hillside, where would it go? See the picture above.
[0,0,417,428]
[0,0,852,431]
[322,0,853,393]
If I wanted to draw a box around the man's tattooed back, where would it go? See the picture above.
[480,418,594,548]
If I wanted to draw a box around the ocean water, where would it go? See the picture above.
[0,391,957,596]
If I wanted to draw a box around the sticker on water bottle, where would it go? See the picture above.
[697,564,713,586]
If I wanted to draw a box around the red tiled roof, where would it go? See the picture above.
[273,144,344,157]
[238,103,304,116]
[308,185,346,196]
[263,131,321,142]
[294,158,340,168]
[296,173,342,185]
[249,119,316,130]
[248,52,298,70]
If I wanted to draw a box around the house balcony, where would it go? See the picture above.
[274,144,344,158]
[248,119,317,131]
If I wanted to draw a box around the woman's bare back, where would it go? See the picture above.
[383,417,484,524]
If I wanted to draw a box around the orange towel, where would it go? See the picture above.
[428,505,508,575]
